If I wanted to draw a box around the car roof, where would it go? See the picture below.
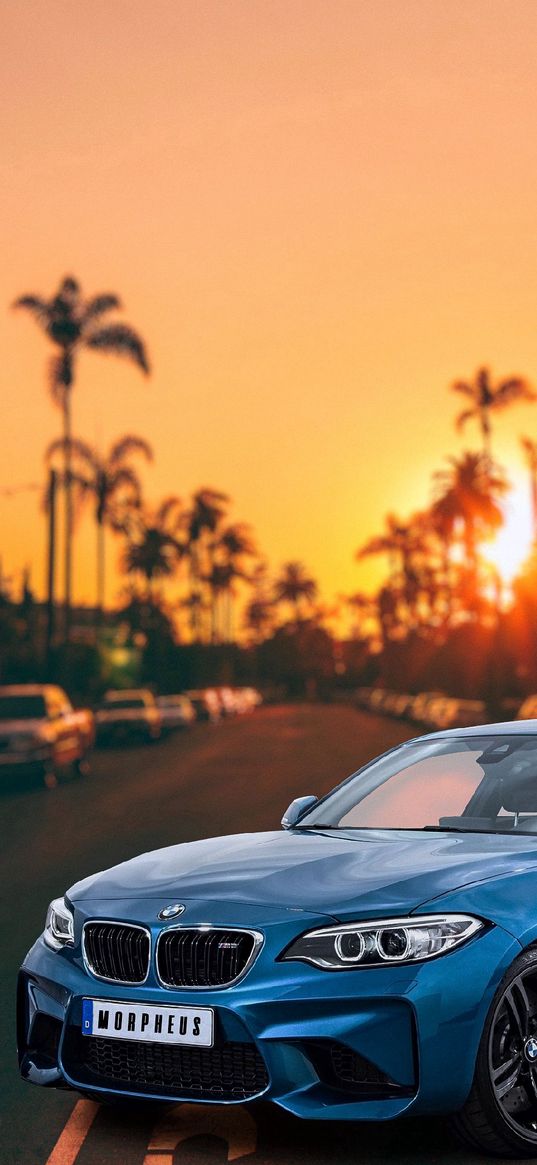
[0,684,49,696]
[411,719,537,743]
[103,689,150,700]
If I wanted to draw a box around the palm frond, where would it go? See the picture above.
[493,379,536,409]
[108,435,153,466]
[108,466,142,498]
[84,324,150,374]
[455,408,476,432]
[12,294,50,327]
[45,436,98,470]
[451,380,475,399]
[81,294,122,327]
[58,276,81,298]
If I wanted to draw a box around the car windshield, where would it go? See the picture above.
[0,695,47,719]
[298,735,537,835]
[103,698,146,710]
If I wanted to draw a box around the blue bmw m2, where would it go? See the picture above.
[19,721,537,1157]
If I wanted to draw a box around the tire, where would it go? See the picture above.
[43,764,58,790]
[73,755,91,777]
[451,948,537,1157]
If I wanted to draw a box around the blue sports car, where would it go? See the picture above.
[18,721,537,1157]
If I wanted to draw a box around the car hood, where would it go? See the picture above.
[68,828,537,918]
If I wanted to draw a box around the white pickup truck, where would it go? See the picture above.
[0,684,94,788]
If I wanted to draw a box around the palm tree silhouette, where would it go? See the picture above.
[357,513,424,578]
[185,488,229,641]
[521,437,537,538]
[13,276,150,640]
[45,435,152,617]
[357,513,430,628]
[210,523,257,641]
[451,366,534,456]
[433,451,509,608]
[273,562,318,623]
[123,496,185,599]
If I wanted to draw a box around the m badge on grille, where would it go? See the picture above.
[158,904,186,920]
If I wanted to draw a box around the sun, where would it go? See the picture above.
[483,476,534,587]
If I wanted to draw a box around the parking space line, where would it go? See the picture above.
[44,1101,100,1165]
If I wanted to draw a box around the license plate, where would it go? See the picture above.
[81,999,214,1047]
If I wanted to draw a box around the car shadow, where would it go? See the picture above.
[87,1102,490,1164]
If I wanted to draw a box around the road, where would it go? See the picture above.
[0,704,500,1165]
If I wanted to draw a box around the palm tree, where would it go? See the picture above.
[244,596,275,644]
[210,523,257,641]
[451,366,534,456]
[184,488,229,641]
[357,513,425,580]
[433,452,509,609]
[357,512,433,629]
[521,437,537,537]
[13,275,150,640]
[123,497,184,598]
[342,591,377,639]
[273,562,318,622]
[45,434,152,616]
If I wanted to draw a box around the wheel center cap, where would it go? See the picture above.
[524,1037,537,1062]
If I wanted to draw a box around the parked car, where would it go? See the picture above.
[518,695,537,720]
[215,687,238,717]
[95,690,162,744]
[21,719,537,1157]
[233,687,262,713]
[156,695,196,732]
[0,684,93,788]
[184,689,220,723]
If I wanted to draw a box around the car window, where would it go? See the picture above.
[0,695,47,719]
[103,698,146,710]
[299,735,537,833]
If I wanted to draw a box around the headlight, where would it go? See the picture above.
[44,897,75,950]
[281,914,484,970]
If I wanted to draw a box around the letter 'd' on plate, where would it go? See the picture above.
[81,999,214,1047]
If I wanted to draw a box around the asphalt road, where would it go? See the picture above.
[0,704,514,1165]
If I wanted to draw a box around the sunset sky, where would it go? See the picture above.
[3,0,537,615]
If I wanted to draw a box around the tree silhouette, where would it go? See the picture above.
[273,561,318,622]
[451,366,534,456]
[521,436,537,538]
[45,434,152,616]
[13,277,149,639]
[184,488,229,642]
[123,498,183,597]
[433,452,509,611]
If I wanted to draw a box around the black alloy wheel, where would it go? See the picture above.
[452,949,537,1157]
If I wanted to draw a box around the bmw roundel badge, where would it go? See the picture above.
[158,903,186,920]
[524,1036,537,1062]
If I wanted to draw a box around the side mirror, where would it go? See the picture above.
[281,795,317,830]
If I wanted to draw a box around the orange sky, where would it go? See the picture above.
[3,0,537,616]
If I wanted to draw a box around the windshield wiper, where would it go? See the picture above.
[421,825,517,834]
[294,824,340,830]
[421,825,472,833]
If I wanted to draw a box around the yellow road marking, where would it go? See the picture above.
[45,1101,99,1165]
[144,1103,257,1162]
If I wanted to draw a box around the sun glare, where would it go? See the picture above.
[484,480,534,587]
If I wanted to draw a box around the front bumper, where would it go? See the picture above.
[18,905,521,1121]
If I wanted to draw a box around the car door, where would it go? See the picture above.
[46,688,80,768]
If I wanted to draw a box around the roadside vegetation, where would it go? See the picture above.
[4,276,537,707]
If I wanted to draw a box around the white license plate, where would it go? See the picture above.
[81,999,214,1047]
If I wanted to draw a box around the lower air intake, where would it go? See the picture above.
[65,1031,269,1101]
